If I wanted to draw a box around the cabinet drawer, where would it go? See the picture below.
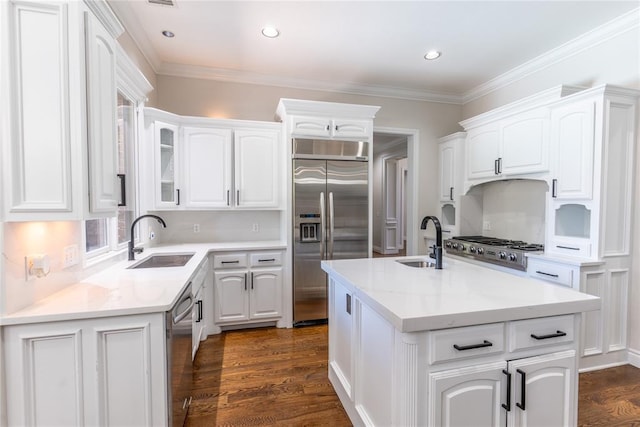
[549,238,591,258]
[213,253,247,269]
[509,315,574,352]
[527,259,576,288]
[249,252,282,267]
[429,323,505,364]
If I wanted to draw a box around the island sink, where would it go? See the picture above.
[395,259,437,268]
[128,253,194,269]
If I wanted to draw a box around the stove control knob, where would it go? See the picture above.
[499,251,507,260]
[476,247,484,255]
[458,244,466,252]
[445,241,453,249]
[469,246,477,254]
[509,253,518,262]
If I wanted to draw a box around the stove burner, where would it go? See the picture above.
[445,236,544,271]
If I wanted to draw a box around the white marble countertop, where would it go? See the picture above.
[1,241,286,326]
[321,256,601,333]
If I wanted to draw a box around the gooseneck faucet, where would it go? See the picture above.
[420,215,443,269]
[128,214,167,261]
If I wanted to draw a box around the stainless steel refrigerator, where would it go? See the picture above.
[293,138,369,325]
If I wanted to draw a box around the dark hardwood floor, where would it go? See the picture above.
[186,325,640,426]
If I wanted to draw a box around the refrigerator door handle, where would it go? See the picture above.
[320,192,326,260]
[329,191,335,259]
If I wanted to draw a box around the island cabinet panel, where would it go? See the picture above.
[3,313,167,426]
[328,277,354,400]
[429,361,507,427]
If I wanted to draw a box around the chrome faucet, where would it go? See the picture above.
[128,214,167,261]
[420,215,443,269]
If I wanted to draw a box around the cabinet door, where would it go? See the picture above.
[439,141,455,202]
[192,284,205,359]
[550,100,595,199]
[183,127,233,208]
[290,115,331,137]
[501,109,550,176]
[155,122,180,208]
[329,278,354,400]
[84,11,118,215]
[429,361,507,427]
[5,1,75,217]
[466,125,500,179]
[508,351,576,427]
[332,119,370,138]
[249,267,282,319]
[214,271,249,323]
[234,129,280,208]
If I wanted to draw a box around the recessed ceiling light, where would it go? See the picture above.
[424,50,441,60]
[162,30,175,38]
[261,26,280,38]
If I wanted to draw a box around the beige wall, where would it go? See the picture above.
[155,75,463,254]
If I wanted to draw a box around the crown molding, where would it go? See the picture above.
[462,7,640,104]
[116,44,153,102]
[157,62,464,104]
[84,0,124,39]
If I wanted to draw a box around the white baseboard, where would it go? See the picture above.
[628,348,640,368]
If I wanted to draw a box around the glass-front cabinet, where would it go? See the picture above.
[156,122,179,207]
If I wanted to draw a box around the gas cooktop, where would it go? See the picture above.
[444,235,544,271]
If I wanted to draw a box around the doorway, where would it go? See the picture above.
[372,133,408,256]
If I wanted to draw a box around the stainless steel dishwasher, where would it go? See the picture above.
[167,282,193,426]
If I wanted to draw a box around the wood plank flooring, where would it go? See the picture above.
[186,324,640,426]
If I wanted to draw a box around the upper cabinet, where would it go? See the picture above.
[437,132,465,235]
[1,0,124,221]
[145,109,283,211]
[289,115,370,139]
[464,108,550,181]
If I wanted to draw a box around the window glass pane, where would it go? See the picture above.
[86,218,108,252]
[117,92,136,244]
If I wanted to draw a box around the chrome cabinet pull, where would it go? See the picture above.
[176,189,180,205]
[258,258,276,262]
[552,179,558,198]
[329,192,335,258]
[117,174,126,207]
[346,294,351,315]
[221,260,239,264]
[557,245,579,251]
[227,190,230,206]
[236,190,240,205]
[320,192,325,259]
[449,187,453,201]
[244,273,247,291]
[535,270,559,278]
[250,272,254,290]
[453,340,493,351]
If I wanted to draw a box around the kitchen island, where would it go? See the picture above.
[321,256,600,427]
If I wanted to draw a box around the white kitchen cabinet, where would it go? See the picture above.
[549,99,595,200]
[234,129,280,208]
[212,251,283,327]
[84,9,118,215]
[328,274,582,426]
[438,132,465,235]
[3,313,167,426]
[429,362,506,426]
[464,108,549,182]
[182,126,233,208]
[2,0,123,220]
[546,85,638,262]
[145,109,283,210]
[288,115,370,139]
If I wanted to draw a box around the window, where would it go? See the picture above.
[85,91,138,257]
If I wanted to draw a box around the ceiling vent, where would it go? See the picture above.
[148,0,175,6]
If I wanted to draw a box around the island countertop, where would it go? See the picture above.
[321,256,600,333]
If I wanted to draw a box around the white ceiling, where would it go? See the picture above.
[108,0,639,103]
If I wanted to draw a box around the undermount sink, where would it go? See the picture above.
[128,253,195,269]
[396,258,437,268]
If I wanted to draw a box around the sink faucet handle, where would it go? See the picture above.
[133,247,144,254]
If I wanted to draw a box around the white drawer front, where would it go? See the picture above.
[429,323,505,364]
[549,238,591,258]
[527,259,575,288]
[509,315,574,352]
[213,253,247,269]
[249,252,282,267]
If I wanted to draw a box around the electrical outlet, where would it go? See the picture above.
[149,226,155,240]
[483,220,492,231]
[252,223,259,232]
[63,245,79,268]
[193,224,200,233]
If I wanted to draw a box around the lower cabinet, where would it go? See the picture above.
[429,351,575,427]
[192,258,209,358]
[212,251,283,327]
[3,313,167,426]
